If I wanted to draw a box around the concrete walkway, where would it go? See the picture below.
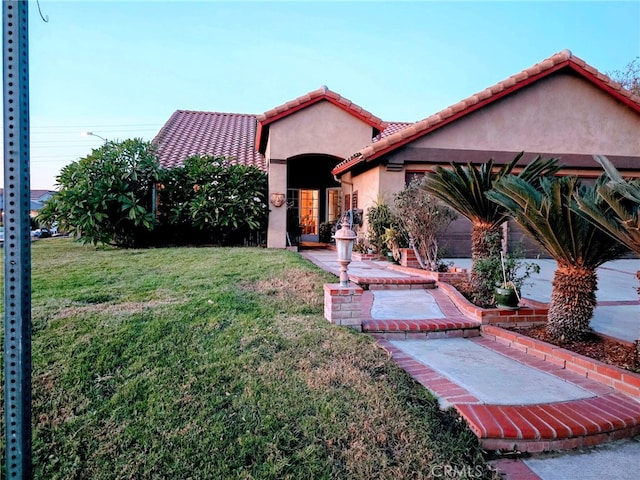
[300,249,640,480]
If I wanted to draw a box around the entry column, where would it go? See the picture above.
[267,158,287,248]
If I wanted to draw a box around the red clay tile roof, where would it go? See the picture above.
[255,86,389,153]
[154,90,403,171]
[153,110,266,170]
[374,122,413,141]
[332,49,640,176]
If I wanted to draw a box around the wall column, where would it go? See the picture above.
[323,283,363,331]
[267,158,288,248]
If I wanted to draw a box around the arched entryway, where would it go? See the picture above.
[286,154,341,244]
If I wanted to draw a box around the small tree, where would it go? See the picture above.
[609,57,640,97]
[424,153,560,298]
[37,138,160,247]
[157,155,268,244]
[394,176,457,271]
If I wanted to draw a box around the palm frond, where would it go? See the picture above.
[424,152,560,228]
[593,154,640,203]
[575,156,640,255]
[487,175,629,268]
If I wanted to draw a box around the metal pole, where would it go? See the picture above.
[3,0,32,478]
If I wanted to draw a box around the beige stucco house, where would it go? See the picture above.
[153,50,640,253]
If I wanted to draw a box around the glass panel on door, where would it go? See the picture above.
[300,189,319,241]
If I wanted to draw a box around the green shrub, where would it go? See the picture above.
[366,199,401,254]
[37,138,160,248]
[394,176,457,270]
[157,156,268,245]
[318,221,335,243]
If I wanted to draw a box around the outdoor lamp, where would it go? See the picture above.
[333,217,357,286]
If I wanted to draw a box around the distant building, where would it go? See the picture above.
[0,188,57,224]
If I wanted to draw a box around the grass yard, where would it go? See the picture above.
[1,238,496,479]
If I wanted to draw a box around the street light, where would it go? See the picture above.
[81,131,107,143]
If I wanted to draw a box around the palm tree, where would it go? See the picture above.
[575,154,640,294]
[487,175,629,341]
[575,155,640,253]
[424,153,559,303]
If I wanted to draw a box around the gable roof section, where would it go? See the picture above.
[153,110,267,170]
[255,86,389,154]
[332,49,640,176]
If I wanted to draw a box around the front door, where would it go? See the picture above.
[287,189,320,243]
[299,189,319,242]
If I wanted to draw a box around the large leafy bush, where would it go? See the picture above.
[38,138,160,247]
[157,155,268,244]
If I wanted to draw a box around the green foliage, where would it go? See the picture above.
[318,221,335,243]
[487,175,629,269]
[474,249,540,304]
[575,155,640,256]
[37,138,160,247]
[394,176,457,270]
[424,153,560,232]
[380,225,404,261]
[157,155,268,244]
[366,198,401,254]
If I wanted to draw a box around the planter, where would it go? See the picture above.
[494,286,520,310]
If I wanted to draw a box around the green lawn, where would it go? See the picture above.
[1,238,496,479]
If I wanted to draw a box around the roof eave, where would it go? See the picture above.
[337,58,640,173]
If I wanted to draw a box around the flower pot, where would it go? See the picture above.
[494,286,520,310]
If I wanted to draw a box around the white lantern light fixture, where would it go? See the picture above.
[333,217,357,286]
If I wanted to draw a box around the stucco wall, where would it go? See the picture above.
[267,101,375,160]
[409,73,640,156]
[350,165,405,235]
[267,161,287,248]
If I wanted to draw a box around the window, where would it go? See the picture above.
[327,188,341,223]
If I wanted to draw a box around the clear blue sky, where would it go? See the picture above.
[3,0,639,189]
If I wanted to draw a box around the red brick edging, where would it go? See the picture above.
[437,283,549,327]
[482,324,640,399]
[378,336,640,453]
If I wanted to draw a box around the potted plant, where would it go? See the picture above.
[495,251,540,309]
[475,249,540,309]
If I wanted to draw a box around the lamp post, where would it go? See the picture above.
[333,216,357,286]
[81,131,108,143]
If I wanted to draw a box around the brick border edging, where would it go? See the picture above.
[382,264,550,327]
[437,282,549,327]
[482,324,640,399]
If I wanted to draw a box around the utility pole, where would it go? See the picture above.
[3,0,33,478]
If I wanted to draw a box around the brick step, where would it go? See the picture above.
[363,317,482,340]
[456,394,640,453]
[349,274,436,290]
